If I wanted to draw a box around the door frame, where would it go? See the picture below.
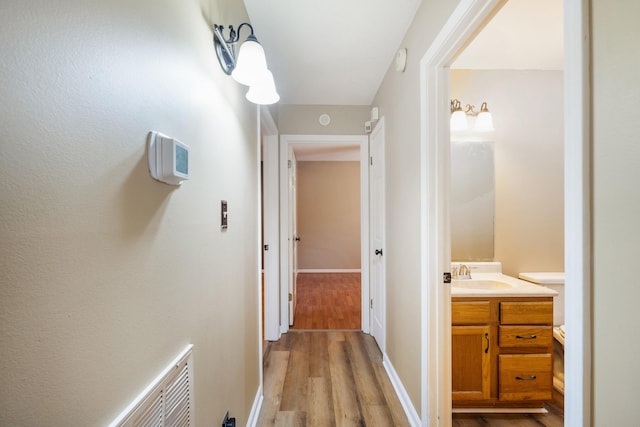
[419,0,591,425]
[278,134,370,334]
[261,106,280,342]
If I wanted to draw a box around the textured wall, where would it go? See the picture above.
[592,0,640,424]
[296,161,361,270]
[0,0,260,425]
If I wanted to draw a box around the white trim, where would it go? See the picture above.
[563,0,591,425]
[279,135,370,334]
[296,269,362,274]
[246,385,264,427]
[261,105,280,342]
[383,353,421,427]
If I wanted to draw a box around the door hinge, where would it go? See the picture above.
[444,272,452,284]
[288,160,292,168]
[288,293,293,302]
[370,299,373,309]
[370,156,373,166]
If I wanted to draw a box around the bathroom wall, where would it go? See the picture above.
[451,70,565,277]
[296,161,361,270]
[0,0,260,425]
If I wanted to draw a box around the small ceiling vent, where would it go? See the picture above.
[110,345,194,427]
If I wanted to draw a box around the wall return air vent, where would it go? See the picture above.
[109,345,194,427]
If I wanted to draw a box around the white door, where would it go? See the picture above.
[369,118,386,351]
[262,131,280,341]
[287,146,298,325]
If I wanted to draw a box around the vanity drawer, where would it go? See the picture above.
[499,326,552,348]
[500,301,552,325]
[452,301,491,325]
[498,354,552,401]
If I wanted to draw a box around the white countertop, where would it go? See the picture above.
[451,272,559,298]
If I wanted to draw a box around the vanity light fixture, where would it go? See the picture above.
[213,23,280,105]
[450,99,494,132]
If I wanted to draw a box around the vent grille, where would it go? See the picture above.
[111,345,193,427]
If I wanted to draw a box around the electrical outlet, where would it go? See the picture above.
[221,411,236,427]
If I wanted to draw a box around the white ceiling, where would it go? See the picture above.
[243,0,563,106]
[243,0,421,105]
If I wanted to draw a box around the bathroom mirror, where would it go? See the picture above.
[450,140,495,261]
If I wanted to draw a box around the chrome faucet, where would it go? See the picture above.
[458,264,472,279]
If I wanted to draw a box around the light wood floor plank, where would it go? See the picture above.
[329,340,363,426]
[274,411,306,427]
[280,333,310,412]
[257,351,290,426]
[306,377,334,427]
[309,332,330,378]
[371,361,411,426]
[345,332,385,406]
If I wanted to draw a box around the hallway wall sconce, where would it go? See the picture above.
[213,23,280,105]
[450,99,494,132]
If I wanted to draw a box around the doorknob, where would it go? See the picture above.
[375,249,383,256]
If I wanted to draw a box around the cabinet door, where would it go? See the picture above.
[452,325,491,401]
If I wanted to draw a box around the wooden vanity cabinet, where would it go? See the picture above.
[452,301,492,401]
[452,297,553,408]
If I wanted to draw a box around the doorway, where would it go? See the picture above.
[278,135,370,334]
[419,0,590,425]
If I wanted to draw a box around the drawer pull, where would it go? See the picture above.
[515,375,537,381]
[515,335,537,340]
[484,333,489,354]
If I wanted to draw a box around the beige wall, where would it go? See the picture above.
[277,104,370,135]
[297,162,361,270]
[371,0,461,412]
[592,0,640,424]
[0,0,260,425]
[451,70,564,277]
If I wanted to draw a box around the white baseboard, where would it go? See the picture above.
[246,385,263,427]
[383,353,421,426]
[296,269,362,273]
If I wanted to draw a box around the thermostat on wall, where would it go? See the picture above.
[147,131,190,185]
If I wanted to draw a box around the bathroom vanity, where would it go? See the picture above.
[451,264,557,411]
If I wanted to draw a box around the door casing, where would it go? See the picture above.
[278,134,370,334]
[419,0,591,425]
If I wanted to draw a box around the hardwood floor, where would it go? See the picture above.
[257,331,410,426]
[291,273,361,330]
[452,403,564,427]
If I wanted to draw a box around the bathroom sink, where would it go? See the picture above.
[452,279,513,290]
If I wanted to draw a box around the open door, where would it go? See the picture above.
[287,146,298,326]
[369,118,386,351]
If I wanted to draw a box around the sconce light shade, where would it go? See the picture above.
[246,69,280,105]
[473,102,494,132]
[231,34,267,86]
[450,110,468,131]
[213,23,280,105]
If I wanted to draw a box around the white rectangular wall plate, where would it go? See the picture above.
[147,131,190,186]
